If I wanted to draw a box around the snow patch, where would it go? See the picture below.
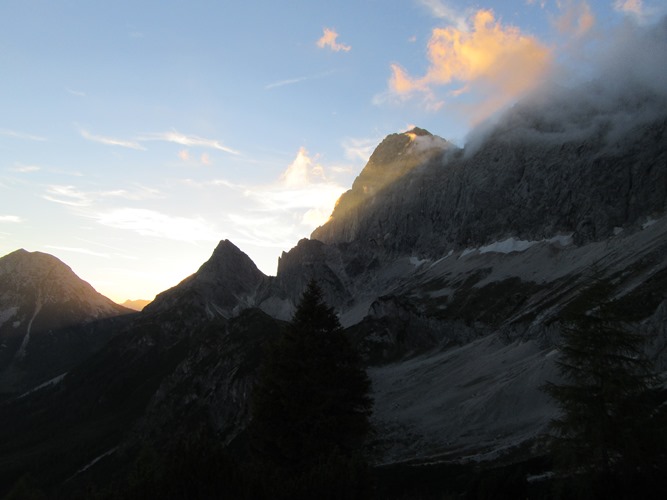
[71,446,119,478]
[460,248,477,258]
[18,372,68,398]
[479,238,536,254]
[460,234,573,259]
[410,256,429,267]
[643,218,657,229]
[546,233,573,247]
[16,297,42,359]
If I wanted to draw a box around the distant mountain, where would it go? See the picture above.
[121,299,152,311]
[0,249,133,395]
[1,57,667,496]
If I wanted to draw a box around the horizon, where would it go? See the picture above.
[2,0,665,303]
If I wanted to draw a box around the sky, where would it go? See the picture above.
[1,0,665,303]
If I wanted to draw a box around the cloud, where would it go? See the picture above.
[0,129,47,141]
[95,208,220,242]
[10,164,41,173]
[612,0,663,23]
[465,15,667,154]
[342,137,381,163]
[614,0,644,16]
[265,71,335,90]
[280,147,325,187]
[205,148,348,249]
[382,9,552,121]
[80,129,145,150]
[0,215,22,223]
[554,0,595,38]
[316,28,351,52]
[416,0,470,31]
[99,185,162,201]
[266,76,313,89]
[178,149,190,161]
[46,245,110,258]
[200,153,211,165]
[139,131,240,155]
[66,87,86,97]
[43,185,92,207]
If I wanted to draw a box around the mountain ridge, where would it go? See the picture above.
[1,62,667,495]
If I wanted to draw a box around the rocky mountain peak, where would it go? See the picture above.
[0,248,133,394]
[311,127,453,244]
[145,240,266,319]
[0,249,125,310]
[197,239,263,285]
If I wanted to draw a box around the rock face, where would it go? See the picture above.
[312,98,667,258]
[0,249,132,394]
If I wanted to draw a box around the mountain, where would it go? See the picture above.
[1,62,667,496]
[0,249,133,395]
[121,299,151,311]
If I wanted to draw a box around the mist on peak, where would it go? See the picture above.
[464,15,667,156]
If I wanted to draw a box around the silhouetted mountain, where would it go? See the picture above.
[121,299,151,311]
[0,249,133,395]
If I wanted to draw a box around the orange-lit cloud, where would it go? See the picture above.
[200,153,211,165]
[178,149,190,161]
[280,147,325,187]
[554,0,595,38]
[316,28,351,52]
[387,9,552,119]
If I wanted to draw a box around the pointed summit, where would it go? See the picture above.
[312,127,454,244]
[146,240,267,319]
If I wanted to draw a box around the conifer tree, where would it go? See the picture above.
[543,278,664,497]
[250,280,372,497]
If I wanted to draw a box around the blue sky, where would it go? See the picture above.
[1,0,665,302]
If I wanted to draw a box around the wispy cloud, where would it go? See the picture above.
[316,28,352,52]
[416,0,470,31]
[80,129,145,150]
[614,0,643,16]
[46,245,110,258]
[612,0,660,22]
[10,164,41,173]
[342,136,381,163]
[139,131,240,155]
[99,185,162,201]
[554,0,595,38]
[66,87,86,97]
[0,215,22,223]
[95,208,220,242]
[43,185,92,207]
[265,70,335,90]
[0,128,47,141]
